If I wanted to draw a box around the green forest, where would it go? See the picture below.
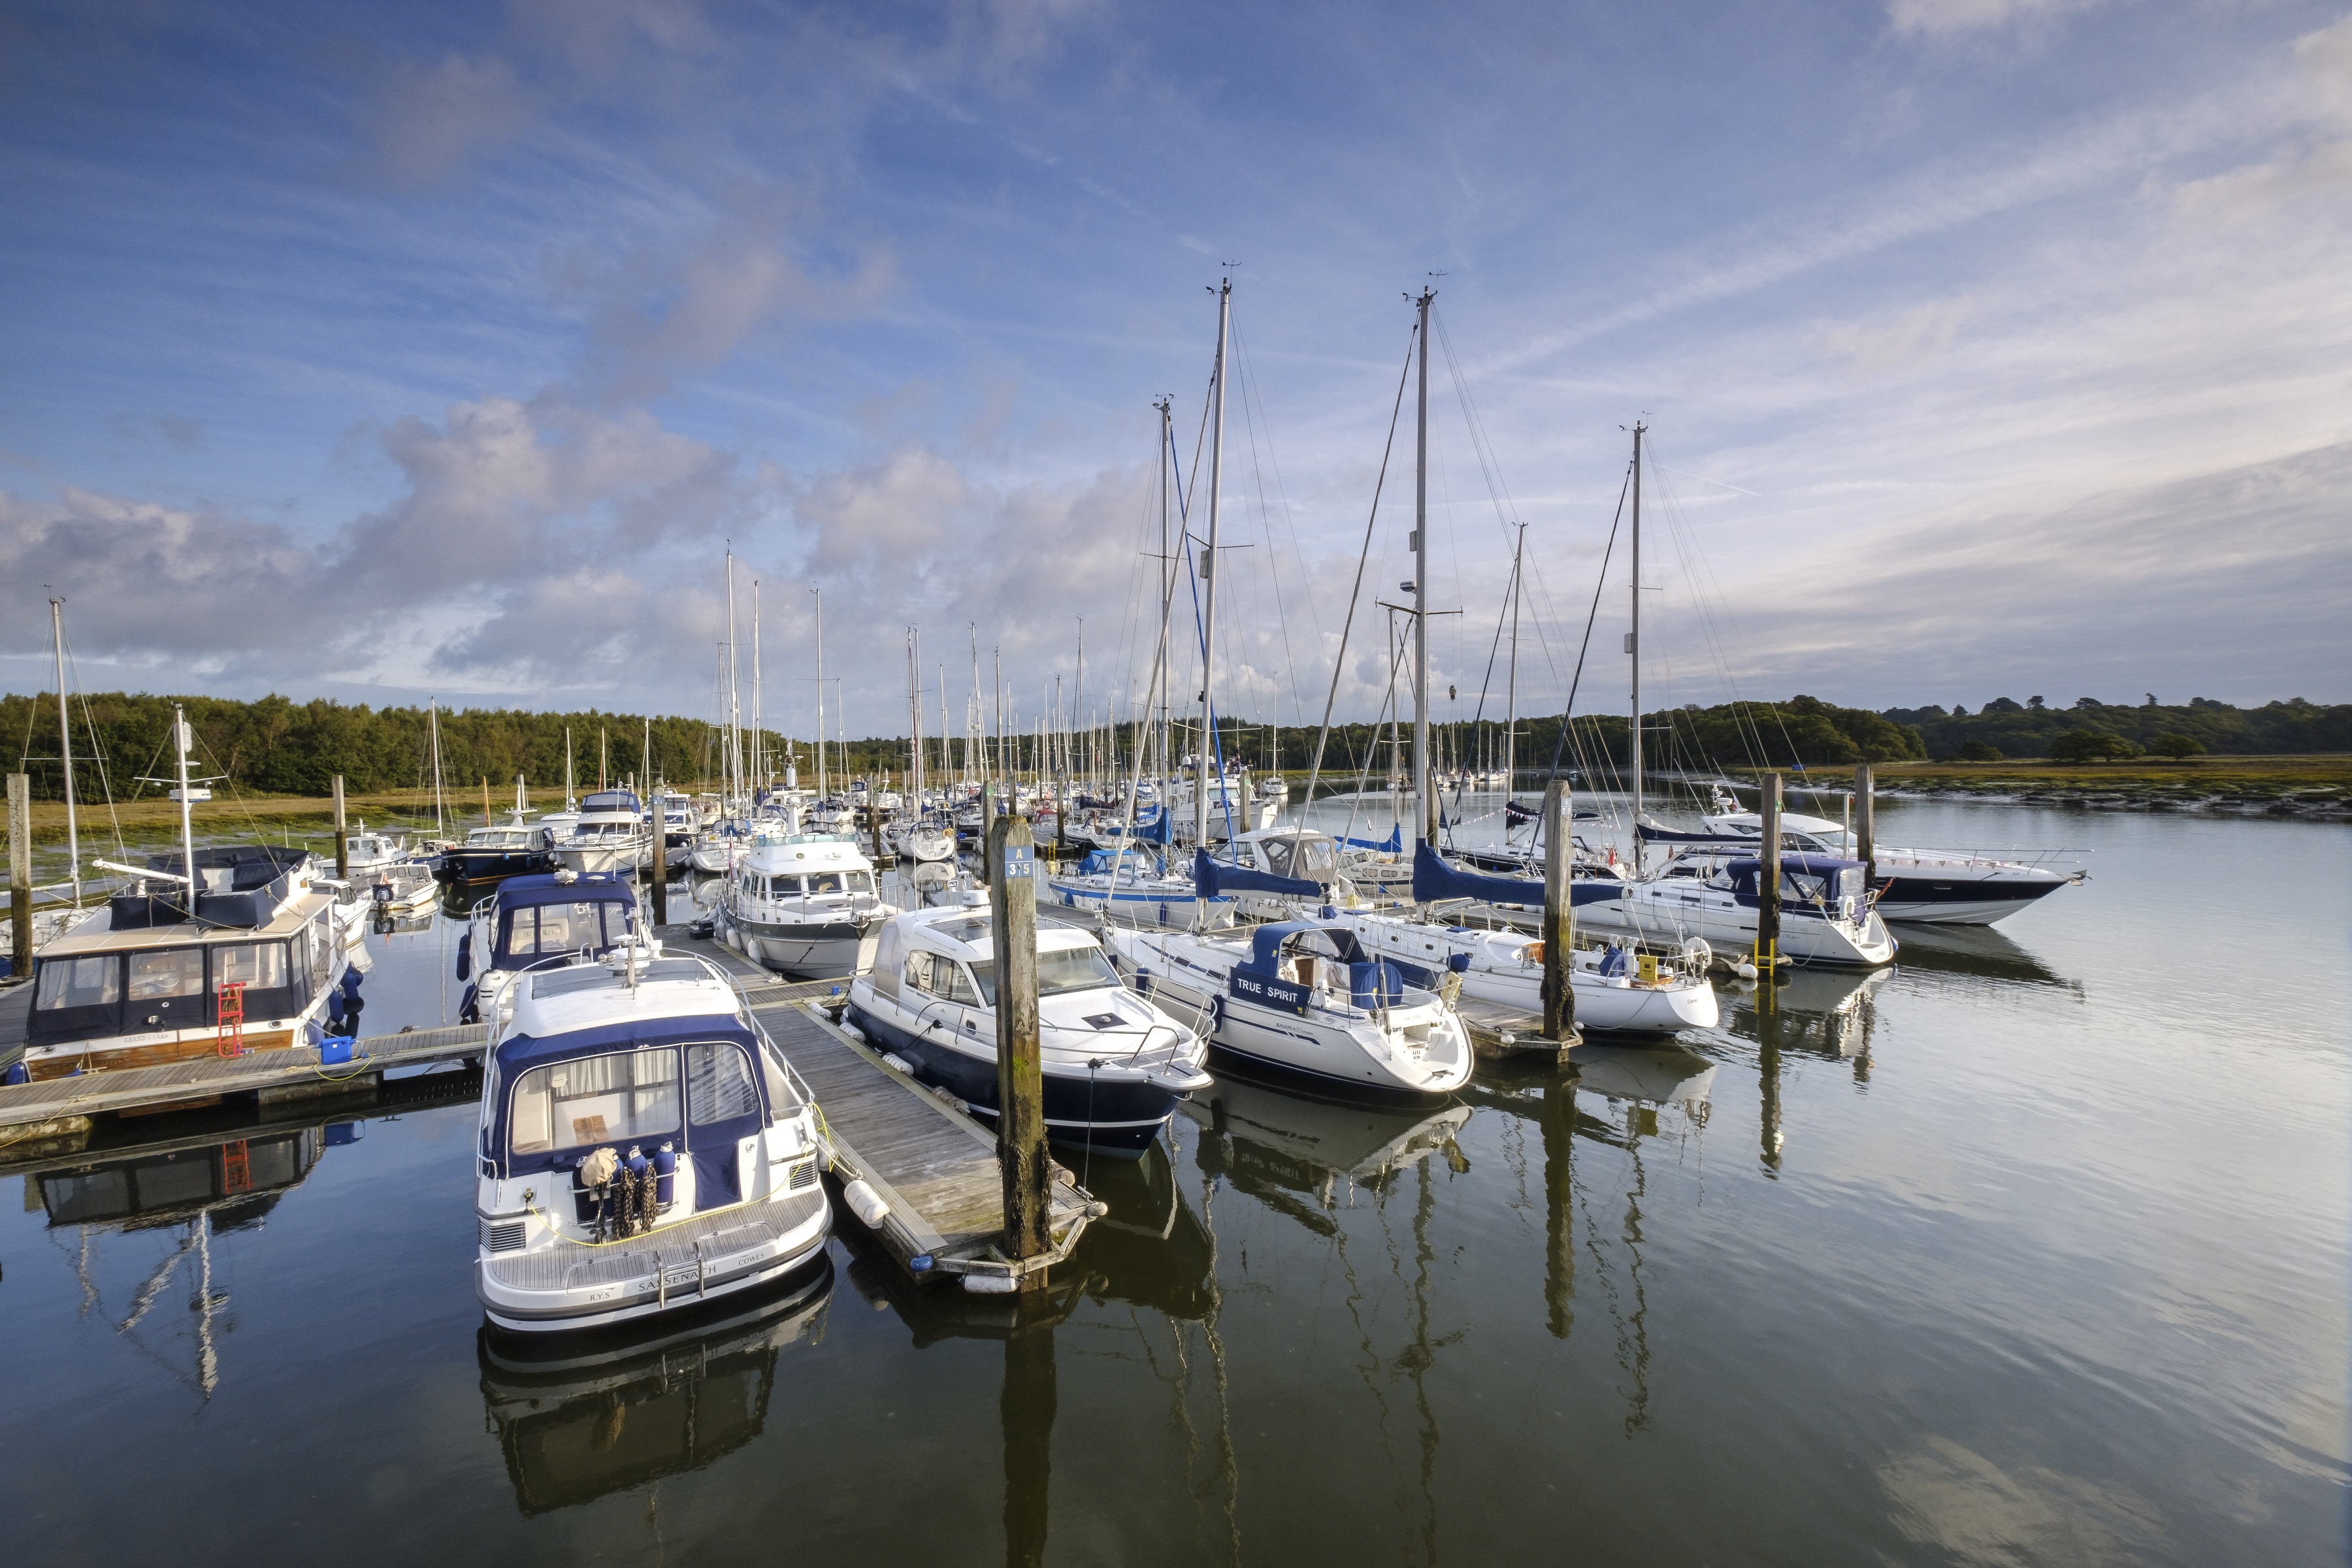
[5,689,2344,803]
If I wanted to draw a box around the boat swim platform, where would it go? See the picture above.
[0,1021,490,1158]
[659,928,1098,1290]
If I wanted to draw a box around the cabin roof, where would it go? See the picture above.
[889,906,1098,962]
[500,960,744,1054]
[491,872,636,912]
[41,889,335,955]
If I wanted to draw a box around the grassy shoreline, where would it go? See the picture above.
[1725,755,2352,817]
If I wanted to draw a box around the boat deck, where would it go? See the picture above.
[662,930,1096,1286]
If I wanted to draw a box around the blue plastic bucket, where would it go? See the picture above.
[319,1035,356,1066]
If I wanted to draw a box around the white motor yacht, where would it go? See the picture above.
[340,823,409,874]
[716,837,898,977]
[470,953,831,1333]
[844,906,1212,1157]
[1103,918,1473,1096]
[551,791,654,877]
[457,872,658,1026]
[1642,792,2083,925]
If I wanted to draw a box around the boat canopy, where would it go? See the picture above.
[579,791,642,814]
[487,874,636,970]
[110,844,308,930]
[1194,847,1321,901]
[1721,854,1867,909]
[1243,921,1370,974]
[1634,823,1752,845]
[486,1012,767,1181]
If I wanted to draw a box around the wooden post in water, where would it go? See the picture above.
[333,775,348,881]
[8,774,31,975]
[649,789,668,926]
[1001,1322,1056,1567]
[1541,778,1574,1043]
[1756,772,1782,979]
[987,811,1051,1279]
[1855,762,1876,891]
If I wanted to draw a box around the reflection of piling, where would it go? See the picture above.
[1541,1071,1576,1339]
[1541,780,1575,1044]
[1001,1321,1056,1567]
[989,813,1051,1275]
[1756,772,1782,973]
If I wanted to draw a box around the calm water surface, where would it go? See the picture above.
[3,801,2345,1565]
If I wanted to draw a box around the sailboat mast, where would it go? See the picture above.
[751,580,763,794]
[1198,278,1232,853]
[564,726,574,808]
[172,704,195,903]
[938,664,950,796]
[1153,400,1172,791]
[430,699,446,832]
[1413,286,1435,845]
[969,625,982,790]
[49,597,80,906]
[723,551,742,806]
[810,587,826,800]
[1629,421,1645,866]
[1506,522,1524,798]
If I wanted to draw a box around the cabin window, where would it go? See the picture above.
[215,941,290,991]
[847,872,875,894]
[534,902,605,954]
[508,1048,680,1156]
[128,948,206,1001]
[36,955,120,1011]
[1780,872,1831,904]
[809,872,845,895]
[969,947,1121,1003]
[687,1042,761,1124]
[903,951,935,993]
[934,962,982,1007]
[1261,840,1295,877]
[1298,840,1338,876]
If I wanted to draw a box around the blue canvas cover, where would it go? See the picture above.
[1339,825,1404,854]
[1411,841,1623,908]
[1194,847,1322,901]
[1242,921,1371,974]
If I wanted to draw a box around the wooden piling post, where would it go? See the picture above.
[1541,779,1574,1043]
[1756,772,1782,978]
[1855,762,1876,892]
[987,811,1051,1279]
[332,775,348,881]
[8,774,31,977]
[649,785,668,927]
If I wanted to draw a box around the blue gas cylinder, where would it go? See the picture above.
[653,1143,677,1206]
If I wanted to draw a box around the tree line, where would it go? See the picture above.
[8,689,2336,804]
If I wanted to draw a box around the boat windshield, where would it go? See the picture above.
[969,946,1120,1004]
[508,1048,680,1156]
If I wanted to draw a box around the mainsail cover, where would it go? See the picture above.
[1410,842,1621,907]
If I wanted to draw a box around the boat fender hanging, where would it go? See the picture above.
[579,1146,619,1188]
[841,1179,890,1228]
[455,933,472,982]
[654,1143,677,1207]
[962,1270,1017,1295]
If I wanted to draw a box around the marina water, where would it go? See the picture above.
[3,800,2344,1565]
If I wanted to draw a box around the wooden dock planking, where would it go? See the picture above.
[0,1021,489,1132]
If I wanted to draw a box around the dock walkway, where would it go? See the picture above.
[664,930,1096,1288]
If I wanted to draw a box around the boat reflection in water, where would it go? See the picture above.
[1723,964,1891,1062]
[1886,920,2082,992]
[1564,1043,1717,1122]
[27,1122,340,1402]
[476,1256,834,1516]
[1180,1068,1473,1233]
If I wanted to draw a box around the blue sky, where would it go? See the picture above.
[3,0,2347,740]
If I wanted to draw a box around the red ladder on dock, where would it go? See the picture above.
[215,979,247,1058]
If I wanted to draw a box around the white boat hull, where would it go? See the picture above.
[1575,885,1896,966]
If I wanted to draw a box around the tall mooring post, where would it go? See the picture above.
[1855,762,1876,892]
[987,811,1051,1280]
[332,775,349,881]
[1541,778,1575,1044]
[1756,772,1783,979]
[649,783,668,926]
[7,774,31,975]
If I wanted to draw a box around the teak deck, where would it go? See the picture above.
[663,930,1093,1283]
